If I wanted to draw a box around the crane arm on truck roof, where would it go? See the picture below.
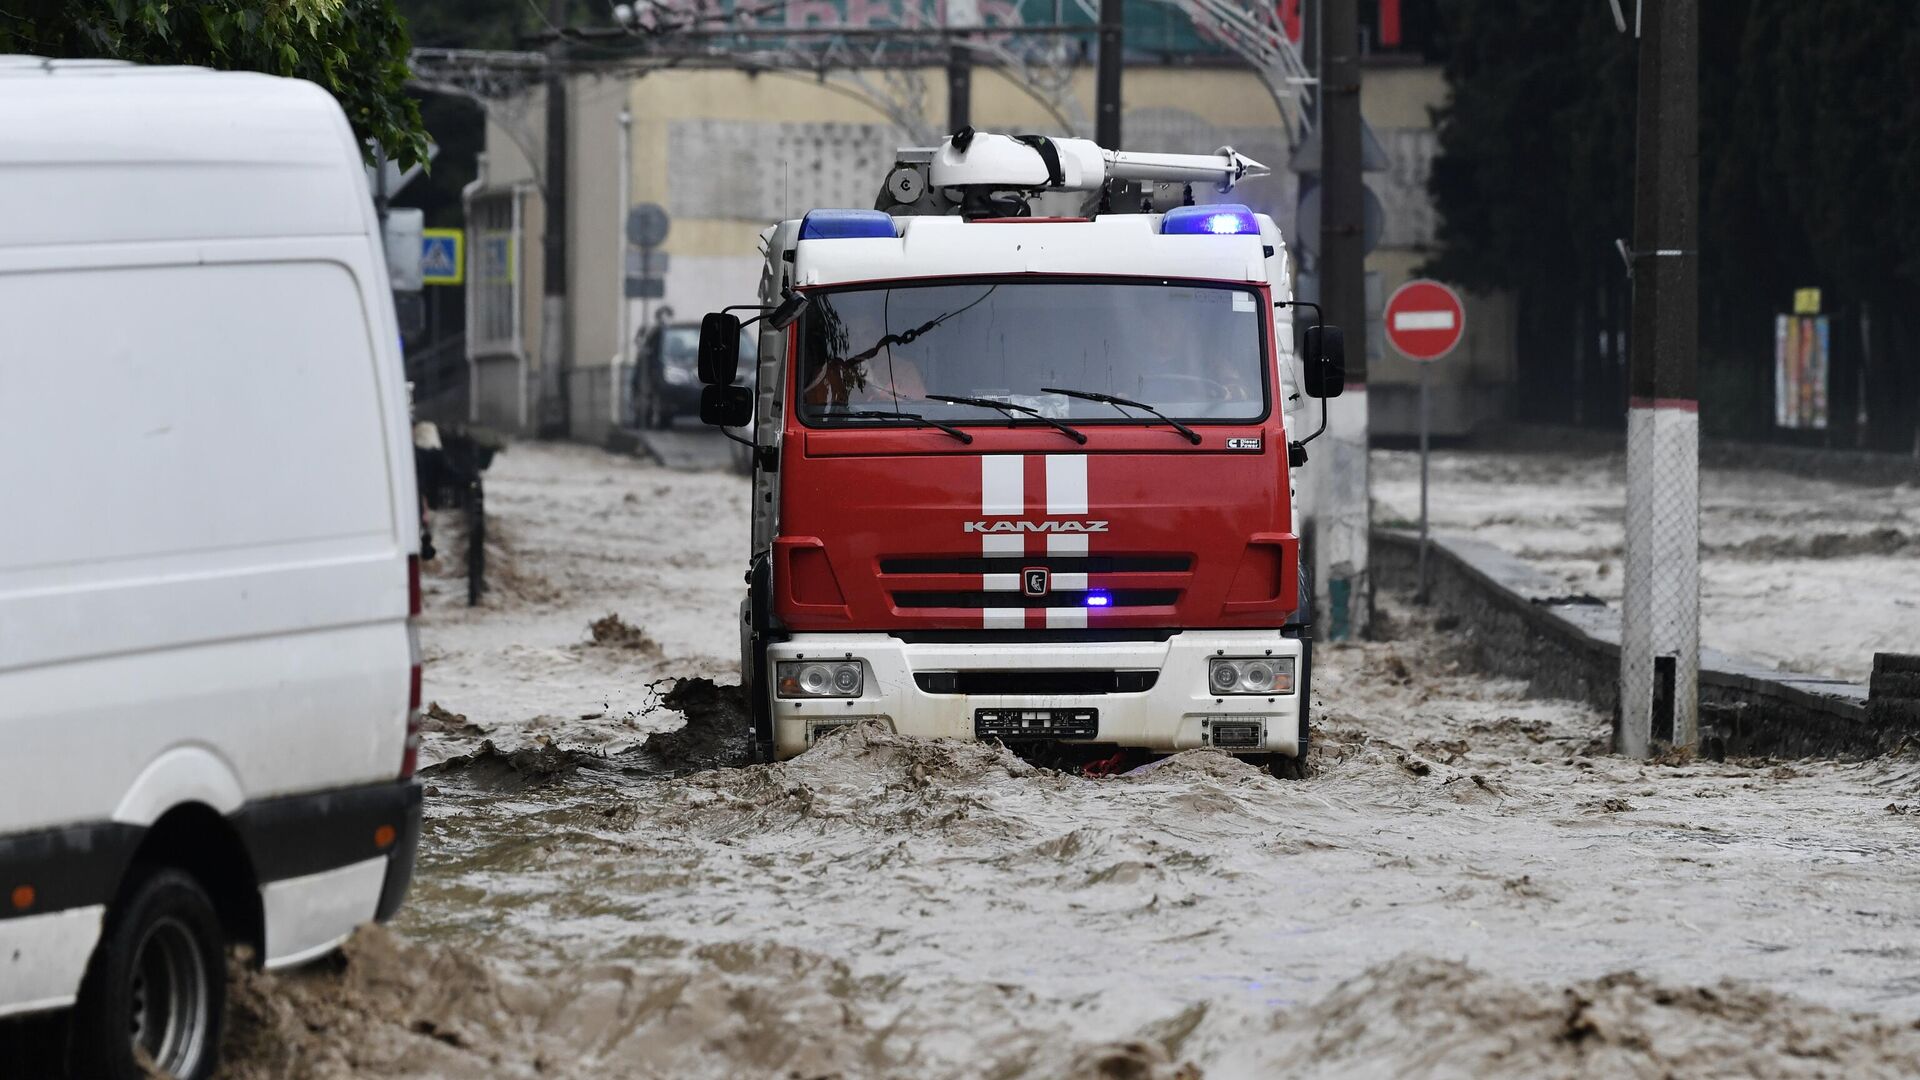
[878,130,1270,219]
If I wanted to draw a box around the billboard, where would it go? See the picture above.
[1774,313,1829,430]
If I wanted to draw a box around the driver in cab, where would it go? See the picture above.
[799,302,930,408]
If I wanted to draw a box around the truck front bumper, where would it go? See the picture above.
[768,631,1304,760]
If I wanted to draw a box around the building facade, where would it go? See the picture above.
[466,55,1512,442]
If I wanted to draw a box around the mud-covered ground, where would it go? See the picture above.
[224,442,1920,1079]
[1373,447,1920,682]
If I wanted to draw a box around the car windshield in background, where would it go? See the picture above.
[795,280,1267,426]
[659,327,700,370]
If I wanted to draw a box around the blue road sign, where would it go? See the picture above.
[421,228,464,285]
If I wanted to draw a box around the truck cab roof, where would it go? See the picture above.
[789,212,1278,290]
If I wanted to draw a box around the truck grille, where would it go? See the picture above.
[892,589,1178,609]
[915,670,1158,694]
[879,553,1190,616]
[880,555,1191,575]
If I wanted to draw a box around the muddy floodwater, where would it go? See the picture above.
[226,443,1920,1079]
[1373,445,1920,682]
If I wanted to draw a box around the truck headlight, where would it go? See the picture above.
[776,660,865,698]
[1207,657,1295,695]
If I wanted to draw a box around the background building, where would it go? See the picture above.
[462,0,1511,443]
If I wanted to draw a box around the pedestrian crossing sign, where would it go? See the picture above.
[421,228,464,285]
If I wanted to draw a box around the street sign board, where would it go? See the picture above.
[625,249,670,277]
[626,203,670,248]
[477,236,513,284]
[421,228,464,286]
[382,208,424,292]
[625,277,666,299]
[1384,279,1465,361]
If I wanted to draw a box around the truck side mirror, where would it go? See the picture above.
[700,383,753,428]
[698,312,743,386]
[1302,324,1346,399]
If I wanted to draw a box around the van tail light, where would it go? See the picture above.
[402,555,422,779]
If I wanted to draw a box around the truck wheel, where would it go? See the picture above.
[69,868,226,1080]
[1266,731,1311,780]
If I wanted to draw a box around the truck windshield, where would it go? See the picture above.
[795,280,1267,425]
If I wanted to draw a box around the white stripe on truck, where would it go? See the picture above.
[1047,534,1088,557]
[982,534,1025,558]
[981,455,1023,517]
[1045,454,1087,516]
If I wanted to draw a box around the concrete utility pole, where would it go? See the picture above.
[1620,0,1700,757]
[1313,0,1371,640]
[1095,0,1123,148]
[541,0,572,437]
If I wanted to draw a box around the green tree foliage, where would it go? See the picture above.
[1426,1,1632,293]
[1427,0,1920,446]
[0,0,428,166]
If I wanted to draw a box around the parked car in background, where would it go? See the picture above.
[631,320,756,430]
[0,59,423,1080]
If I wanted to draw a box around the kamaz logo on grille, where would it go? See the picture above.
[962,520,1110,534]
[1023,567,1050,596]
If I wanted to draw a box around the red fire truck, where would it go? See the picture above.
[697,131,1345,775]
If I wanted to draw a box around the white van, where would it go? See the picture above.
[0,60,423,1078]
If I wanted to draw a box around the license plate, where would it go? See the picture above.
[975,707,1098,740]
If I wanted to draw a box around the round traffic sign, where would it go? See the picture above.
[626,202,670,248]
[1384,279,1465,361]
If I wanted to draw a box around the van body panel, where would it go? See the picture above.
[0,60,422,1020]
[111,748,246,825]
[0,906,103,1018]
[260,856,386,967]
[0,69,369,247]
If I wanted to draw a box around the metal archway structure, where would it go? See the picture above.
[409,0,1314,152]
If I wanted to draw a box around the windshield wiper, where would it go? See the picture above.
[925,394,1088,444]
[832,409,974,444]
[1039,387,1202,445]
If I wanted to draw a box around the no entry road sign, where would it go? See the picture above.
[1386,278,1466,605]
[1385,279,1465,361]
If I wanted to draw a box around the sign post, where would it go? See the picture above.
[1384,279,1466,600]
[625,202,672,337]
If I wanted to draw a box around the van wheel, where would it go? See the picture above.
[70,868,226,1080]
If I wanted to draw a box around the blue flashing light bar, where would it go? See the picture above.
[799,209,898,241]
[1085,591,1113,607]
[1161,204,1259,237]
